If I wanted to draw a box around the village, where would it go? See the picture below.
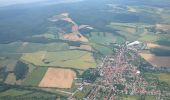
[70,42,170,100]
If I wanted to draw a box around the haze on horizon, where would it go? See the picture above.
[0,0,85,7]
[0,0,49,7]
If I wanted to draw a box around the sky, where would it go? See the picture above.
[0,0,47,7]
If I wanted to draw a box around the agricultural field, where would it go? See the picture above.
[73,85,92,99]
[0,89,31,97]
[123,95,156,100]
[0,88,65,100]
[69,44,92,51]
[147,43,170,50]
[22,67,48,86]
[5,73,23,85]
[88,32,124,45]
[139,53,170,67]
[21,50,96,70]
[91,43,113,56]
[0,0,170,99]
[0,42,69,53]
[39,68,76,88]
[139,34,160,42]
[107,22,170,43]
[154,73,170,85]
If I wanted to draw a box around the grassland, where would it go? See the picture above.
[108,22,163,43]
[21,50,96,70]
[147,43,170,50]
[22,67,48,86]
[0,42,69,53]
[123,95,156,100]
[88,32,125,45]
[0,88,65,100]
[139,34,160,42]
[154,73,170,85]
[0,89,31,97]
[91,43,113,56]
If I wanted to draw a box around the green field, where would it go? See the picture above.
[88,32,125,45]
[0,88,66,100]
[155,73,170,85]
[0,42,69,53]
[92,43,113,56]
[139,34,160,42]
[123,95,156,100]
[22,67,48,86]
[21,50,96,70]
[0,89,31,97]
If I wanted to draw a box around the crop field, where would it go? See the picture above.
[139,34,160,42]
[147,43,170,50]
[88,32,117,45]
[5,73,22,85]
[0,89,31,97]
[21,50,96,70]
[0,42,22,53]
[107,22,164,43]
[123,96,137,100]
[69,44,92,51]
[0,42,69,53]
[0,58,17,70]
[22,67,48,86]
[139,53,170,67]
[154,73,170,85]
[6,59,17,72]
[92,43,113,56]
[123,96,156,100]
[0,89,64,100]
[21,51,46,65]
[17,42,69,53]
[39,68,76,88]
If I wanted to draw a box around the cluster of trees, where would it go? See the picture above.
[0,67,8,82]
[14,61,28,80]
[157,39,170,47]
[81,69,99,83]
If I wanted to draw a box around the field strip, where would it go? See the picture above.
[55,89,73,95]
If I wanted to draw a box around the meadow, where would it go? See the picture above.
[22,67,48,86]
[21,50,96,70]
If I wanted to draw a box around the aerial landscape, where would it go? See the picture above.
[0,0,170,100]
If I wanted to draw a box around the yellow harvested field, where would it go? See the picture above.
[5,73,22,85]
[147,43,170,50]
[21,51,46,65]
[125,27,136,33]
[39,68,76,88]
[64,33,88,42]
[140,53,170,67]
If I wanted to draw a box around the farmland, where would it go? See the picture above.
[22,67,48,86]
[147,43,170,50]
[21,50,96,70]
[139,53,170,67]
[0,0,170,99]
[39,68,76,88]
